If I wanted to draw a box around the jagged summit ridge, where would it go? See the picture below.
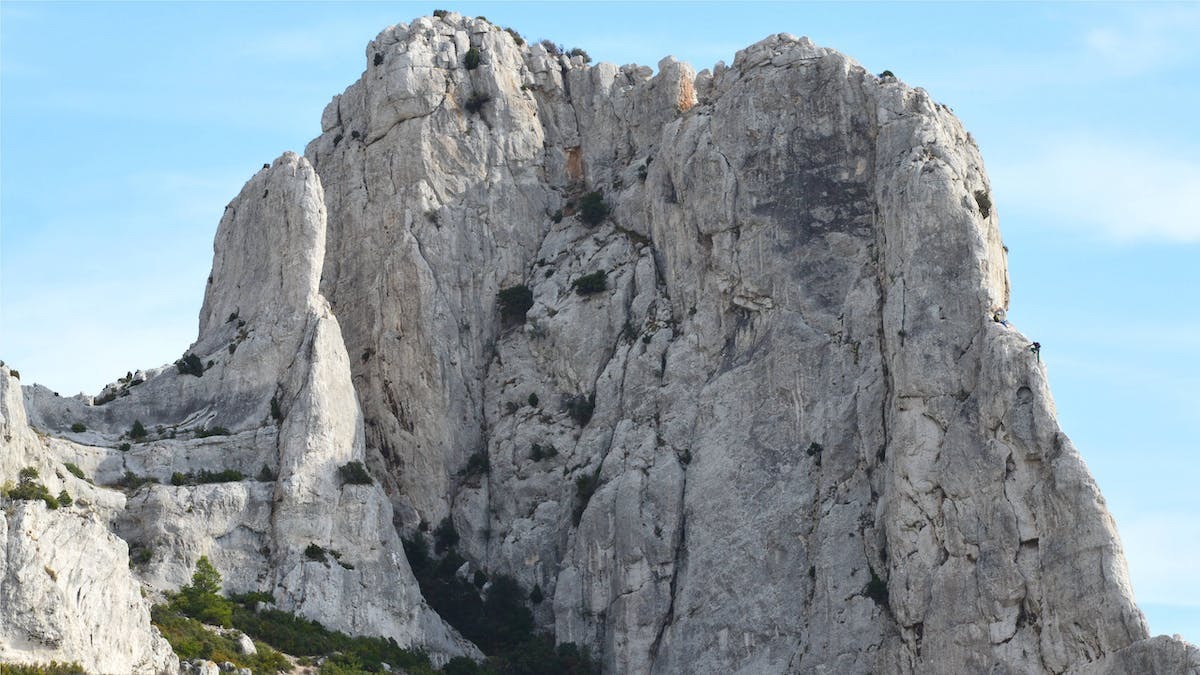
[3,11,1197,674]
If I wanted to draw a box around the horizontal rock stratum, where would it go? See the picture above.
[3,11,1197,674]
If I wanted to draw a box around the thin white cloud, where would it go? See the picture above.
[1083,5,1200,76]
[991,137,1200,243]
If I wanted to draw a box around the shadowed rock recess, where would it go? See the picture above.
[3,12,1197,674]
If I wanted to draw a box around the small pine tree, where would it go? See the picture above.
[578,191,610,226]
[191,556,222,596]
[174,555,232,627]
[571,271,608,296]
[465,47,481,70]
[497,285,534,324]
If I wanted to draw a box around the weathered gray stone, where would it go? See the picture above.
[13,153,476,662]
[0,369,177,673]
[234,631,256,656]
[3,12,1194,674]
[303,15,1192,674]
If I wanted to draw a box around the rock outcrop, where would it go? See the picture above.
[2,11,1196,674]
[1,366,178,673]
[15,154,475,661]
[302,14,1196,674]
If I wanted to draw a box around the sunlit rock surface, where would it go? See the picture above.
[4,11,1195,674]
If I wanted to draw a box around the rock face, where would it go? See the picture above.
[0,367,178,673]
[302,13,1196,674]
[14,154,475,661]
[2,11,1196,674]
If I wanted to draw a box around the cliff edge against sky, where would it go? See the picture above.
[3,12,1197,674]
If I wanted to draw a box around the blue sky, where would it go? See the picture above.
[2,1,1197,644]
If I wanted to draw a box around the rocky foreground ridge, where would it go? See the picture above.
[3,11,1198,674]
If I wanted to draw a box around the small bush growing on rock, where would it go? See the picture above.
[568,47,592,63]
[269,396,283,423]
[465,47,481,70]
[497,285,534,324]
[8,469,59,510]
[433,9,449,18]
[130,543,153,566]
[199,470,231,485]
[564,393,596,427]
[129,420,148,440]
[539,39,561,56]
[974,189,992,218]
[572,270,608,296]
[529,584,544,604]
[175,353,205,377]
[865,567,890,607]
[434,517,460,554]
[338,461,373,485]
[70,422,86,433]
[806,442,823,467]
[530,443,558,461]
[305,543,328,563]
[7,482,58,509]
[577,191,610,226]
[527,392,539,407]
[119,442,131,452]
[170,469,244,486]
[878,69,895,79]
[572,467,602,526]
[195,426,231,438]
[56,490,72,507]
[504,27,525,45]
[257,464,277,482]
[0,662,87,675]
[63,463,87,482]
[116,471,156,491]
[460,450,490,479]
[465,92,491,115]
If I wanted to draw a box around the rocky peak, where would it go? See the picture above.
[196,152,326,353]
[2,13,1197,675]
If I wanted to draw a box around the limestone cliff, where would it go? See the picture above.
[2,11,1197,675]
[1,366,178,673]
[15,154,475,663]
